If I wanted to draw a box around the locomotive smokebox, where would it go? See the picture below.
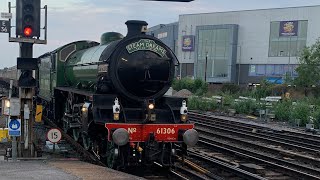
[125,20,148,37]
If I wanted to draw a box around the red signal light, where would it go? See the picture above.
[23,27,32,36]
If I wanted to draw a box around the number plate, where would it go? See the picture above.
[105,123,194,142]
[47,128,62,143]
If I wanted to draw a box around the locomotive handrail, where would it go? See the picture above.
[139,80,169,83]
[144,57,171,61]
[64,61,102,67]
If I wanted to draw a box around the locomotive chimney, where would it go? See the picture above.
[125,20,148,37]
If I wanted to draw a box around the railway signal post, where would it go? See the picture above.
[5,0,47,158]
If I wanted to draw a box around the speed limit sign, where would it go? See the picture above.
[47,128,62,143]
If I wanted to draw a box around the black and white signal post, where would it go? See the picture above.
[5,0,47,158]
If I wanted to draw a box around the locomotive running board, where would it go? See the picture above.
[55,87,94,97]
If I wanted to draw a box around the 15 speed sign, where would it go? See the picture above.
[47,128,62,143]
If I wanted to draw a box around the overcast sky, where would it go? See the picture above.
[0,0,320,68]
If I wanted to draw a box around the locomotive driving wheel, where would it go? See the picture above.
[91,135,110,163]
[62,119,67,131]
[62,92,73,133]
[106,141,118,168]
[72,129,80,142]
[81,132,92,151]
[92,138,102,160]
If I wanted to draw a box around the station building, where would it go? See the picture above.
[150,5,320,84]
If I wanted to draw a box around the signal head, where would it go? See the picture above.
[23,27,32,37]
[23,4,34,14]
[16,0,41,38]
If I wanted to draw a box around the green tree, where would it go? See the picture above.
[283,72,294,85]
[295,39,320,87]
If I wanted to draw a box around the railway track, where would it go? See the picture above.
[189,111,320,179]
[148,161,210,180]
[186,150,266,180]
[189,112,320,158]
[175,157,220,180]
[40,116,207,180]
[172,144,268,180]
[194,120,320,168]
[189,111,320,147]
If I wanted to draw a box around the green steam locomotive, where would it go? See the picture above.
[37,20,198,169]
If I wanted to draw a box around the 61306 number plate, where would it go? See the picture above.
[105,123,194,142]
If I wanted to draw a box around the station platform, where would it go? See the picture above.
[0,159,144,180]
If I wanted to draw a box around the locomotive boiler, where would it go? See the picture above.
[37,20,198,169]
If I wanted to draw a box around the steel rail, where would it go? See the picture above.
[169,169,189,180]
[196,125,320,168]
[198,128,320,175]
[189,111,320,145]
[176,155,222,180]
[189,112,320,148]
[187,150,267,180]
[198,137,320,179]
[191,118,320,156]
[189,118,320,155]
[173,166,210,180]
[153,161,205,180]
[190,116,320,151]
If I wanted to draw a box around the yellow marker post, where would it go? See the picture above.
[0,128,9,142]
[35,105,43,122]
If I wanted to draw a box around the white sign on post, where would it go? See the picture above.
[47,128,62,143]
[9,98,20,116]
[1,12,12,19]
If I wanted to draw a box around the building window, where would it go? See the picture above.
[266,65,275,76]
[274,65,284,75]
[269,20,308,57]
[196,28,231,80]
[248,64,298,77]
[256,65,266,76]
[181,63,194,78]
